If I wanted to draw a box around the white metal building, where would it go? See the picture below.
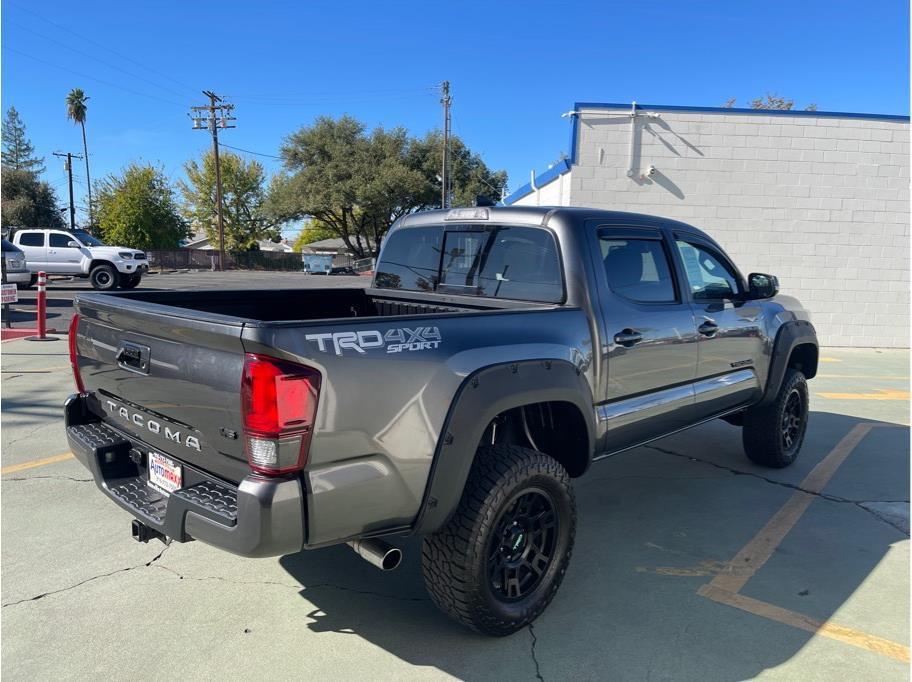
[505,102,910,348]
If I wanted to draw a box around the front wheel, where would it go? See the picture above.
[742,368,809,468]
[89,264,118,290]
[421,444,576,636]
[119,273,142,289]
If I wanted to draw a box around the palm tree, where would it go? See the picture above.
[66,88,93,227]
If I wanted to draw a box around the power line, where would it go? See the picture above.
[219,143,282,160]
[7,1,199,95]
[2,46,185,107]
[7,20,192,101]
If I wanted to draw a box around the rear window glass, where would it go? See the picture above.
[374,227,442,292]
[375,225,564,303]
[18,232,44,247]
[438,227,563,302]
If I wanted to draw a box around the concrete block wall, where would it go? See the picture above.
[564,106,910,347]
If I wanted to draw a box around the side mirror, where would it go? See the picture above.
[67,240,80,248]
[748,272,779,299]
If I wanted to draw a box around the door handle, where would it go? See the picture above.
[614,329,643,347]
[698,320,719,336]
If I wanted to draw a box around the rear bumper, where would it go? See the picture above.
[64,393,304,558]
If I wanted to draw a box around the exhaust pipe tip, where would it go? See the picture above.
[347,538,402,571]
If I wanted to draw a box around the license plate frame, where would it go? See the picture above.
[148,451,182,496]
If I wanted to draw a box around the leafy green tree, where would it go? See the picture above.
[1,169,65,228]
[179,150,279,251]
[2,107,44,174]
[723,93,817,111]
[66,88,94,225]
[268,115,508,258]
[94,164,187,249]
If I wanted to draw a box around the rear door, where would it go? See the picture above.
[589,224,699,451]
[15,231,47,270]
[47,232,85,274]
[671,234,764,418]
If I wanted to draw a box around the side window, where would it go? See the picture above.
[675,241,740,300]
[599,237,676,303]
[49,233,76,248]
[18,232,45,247]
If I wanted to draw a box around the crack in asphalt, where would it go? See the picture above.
[529,623,545,681]
[1,545,170,608]
[645,444,910,536]
[152,563,429,602]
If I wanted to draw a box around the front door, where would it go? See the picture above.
[672,235,764,418]
[47,232,85,274]
[591,225,699,452]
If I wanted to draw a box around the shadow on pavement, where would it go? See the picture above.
[279,411,909,679]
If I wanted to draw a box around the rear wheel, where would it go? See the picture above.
[89,264,118,290]
[742,369,809,468]
[421,444,576,636]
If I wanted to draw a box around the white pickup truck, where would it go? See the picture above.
[11,228,148,290]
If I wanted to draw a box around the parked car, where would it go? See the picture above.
[11,228,147,290]
[2,238,32,288]
[329,266,358,276]
[64,206,817,635]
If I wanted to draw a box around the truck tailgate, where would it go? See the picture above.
[74,294,250,484]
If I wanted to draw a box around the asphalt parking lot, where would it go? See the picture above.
[1,274,908,679]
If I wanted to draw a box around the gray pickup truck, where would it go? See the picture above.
[65,206,817,635]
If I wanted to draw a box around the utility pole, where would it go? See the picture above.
[440,80,451,209]
[53,151,83,230]
[190,91,235,270]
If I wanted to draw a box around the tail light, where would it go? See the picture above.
[68,314,85,393]
[241,353,321,476]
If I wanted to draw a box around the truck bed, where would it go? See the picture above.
[105,287,542,324]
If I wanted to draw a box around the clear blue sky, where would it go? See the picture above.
[2,0,909,231]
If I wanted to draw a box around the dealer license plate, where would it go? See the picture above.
[148,452,182,496]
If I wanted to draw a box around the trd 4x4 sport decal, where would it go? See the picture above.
[306,327,442,356]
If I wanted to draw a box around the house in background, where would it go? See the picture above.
[504,101,910,348]
[300,237,365,266]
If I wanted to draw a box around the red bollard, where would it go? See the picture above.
[36,271,47,339]
[24,270,58,342]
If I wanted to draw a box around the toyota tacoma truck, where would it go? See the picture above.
[12,228,147,290]
[64,206,817,635]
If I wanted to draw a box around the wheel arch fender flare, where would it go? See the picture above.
[412,359,595,535]
[760,319,818,406]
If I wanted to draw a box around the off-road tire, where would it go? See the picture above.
[119,273,141,289]
[89,264,118,291]
[421,444,576,636]
[743,368,809,468]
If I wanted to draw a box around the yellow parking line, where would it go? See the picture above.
[699,585,910,663]
[819,357,842,363]
[816,389,910,401]
[697,423,912,663]
[708,424,873,594]
[1,452,75,474]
